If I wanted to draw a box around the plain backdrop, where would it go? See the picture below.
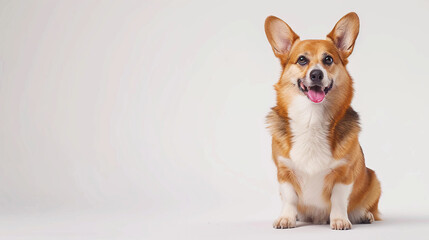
[0,0,429,239]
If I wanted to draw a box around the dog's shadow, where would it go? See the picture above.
[277,214,429,229]
[370,215,429,227]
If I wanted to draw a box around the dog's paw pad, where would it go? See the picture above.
[330,218,352,230]
[273,217,296,229]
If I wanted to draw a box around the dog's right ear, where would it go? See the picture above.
[265,16,299,60]
[327,12,360,59]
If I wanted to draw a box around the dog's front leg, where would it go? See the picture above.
[273,182,298,229]
[330,183,353,230]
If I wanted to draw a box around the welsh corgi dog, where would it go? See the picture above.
[264,12,381,230]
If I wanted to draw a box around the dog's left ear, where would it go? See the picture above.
[265,16,300,59]
[327,12,360,59]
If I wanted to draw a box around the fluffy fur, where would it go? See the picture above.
[265,12,381,230]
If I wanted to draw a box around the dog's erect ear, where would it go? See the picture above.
[265,16,299,59]
[327,12,360,59]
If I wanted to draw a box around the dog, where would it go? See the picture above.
[264,12,381,230]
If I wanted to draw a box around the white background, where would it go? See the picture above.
[0,0,429,239]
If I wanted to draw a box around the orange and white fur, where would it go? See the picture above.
[265,12,381,230]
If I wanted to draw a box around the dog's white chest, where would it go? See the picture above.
[280,96,344,209]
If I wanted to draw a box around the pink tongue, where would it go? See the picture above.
[307,88,325,103]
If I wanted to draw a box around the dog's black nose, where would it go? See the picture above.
[310,69,324,83]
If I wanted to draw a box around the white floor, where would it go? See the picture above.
[0,211,427,240]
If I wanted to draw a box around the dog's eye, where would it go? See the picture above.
[297,56,308,66]
[323,56,333,66]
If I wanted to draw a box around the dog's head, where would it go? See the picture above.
[265,12,359,109]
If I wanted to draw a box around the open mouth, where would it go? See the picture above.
[298,79,334,103]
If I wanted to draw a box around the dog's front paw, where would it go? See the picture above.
[273,217,296,229]
[330,218,352,230]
